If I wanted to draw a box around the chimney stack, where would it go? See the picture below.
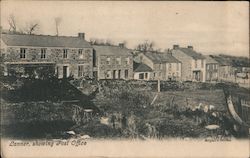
[119,43,124,48]
[173,45,179,49]
[187,46,193,50]
[78,33,85,40]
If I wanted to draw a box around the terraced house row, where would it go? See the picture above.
[1,32,249,83]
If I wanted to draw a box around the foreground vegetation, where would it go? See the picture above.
[1,77,248,139]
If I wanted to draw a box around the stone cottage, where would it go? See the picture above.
[133,62,153,80]
[92,44,133,80]
[171,45,206,82]
[205,55,219,82]
[0,33,93,79]
[137,52,181,81]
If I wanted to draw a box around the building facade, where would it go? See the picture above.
[92,45,133,80]
[1,33,93,79]
[171,45,206,82]
[137,52,181,81]
[205,55,219,82]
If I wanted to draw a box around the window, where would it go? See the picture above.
[116,57,121,65]
[78,49,83,59]
[106,70,111,78]
[20,48,26,58]
[125,69,129,79]
[93,50,97,67]
[118,70,121,79]
[85,49,91,54]
[201,60,204,68]
[195,60,197,68]
[125,57,130,65]
[169,63,172,71]
[41,48,46,59]
[139,73,144,79]
[63,49,68,58]
[145,73,148,79]
[207,65,209,70]
[154,73,156,77]
[106,57,110,65]
[78,65,84,77]
[176,63,179,71]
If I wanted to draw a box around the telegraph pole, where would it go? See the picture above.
[158,78,160,92]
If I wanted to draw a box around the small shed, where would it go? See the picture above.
[133,62,153,80]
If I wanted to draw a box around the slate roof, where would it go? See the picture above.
[205,55,218,64]
[133,62,153,72]
[178,48,206,60]
[93,45,132,56]
[211,55,250,67]
[1,33,92,48]
[143,52,181,64]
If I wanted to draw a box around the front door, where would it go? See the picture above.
[63,66,68,78]
[118,70,121,79]
[193,71,202,81]
[113,70,116,79]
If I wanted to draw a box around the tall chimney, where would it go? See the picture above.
[173,45,179,49]
[119,43,124,48]
[187,46,193,50]
[78,33,85,40]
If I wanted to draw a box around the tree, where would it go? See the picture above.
[8,14,17,33]
[24,21,40,34]
[54,17,62,36]
[7,14,40,35]
[135,40,155,52]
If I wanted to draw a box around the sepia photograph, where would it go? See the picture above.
[0,1,249,158]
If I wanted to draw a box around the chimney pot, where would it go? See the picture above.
[187,46,193,50]
[78,33,85,40]
[173,45,179,49]
[119,43,124,48]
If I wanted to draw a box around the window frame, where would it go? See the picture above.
[116,57,121,65]
[169,63,172,71]
[201,59,204,68]
[124,69,129,79]
[41,48,46,59]
[194,60,198,68]
[78,49,84,59]
[106,57,111,65]
[63,49,68,59]
[106,70,111,78]
[20,48,26,59]
[78,65,85,77]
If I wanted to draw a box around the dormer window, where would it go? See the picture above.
[20,48,26,58]
[63,49,68,58]
[41,48,46,59]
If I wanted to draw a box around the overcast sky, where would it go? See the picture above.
[1,1,249,57]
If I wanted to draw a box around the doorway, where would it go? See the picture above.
[63,66,68,78]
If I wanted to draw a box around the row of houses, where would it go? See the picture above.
[0,32,249,83]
